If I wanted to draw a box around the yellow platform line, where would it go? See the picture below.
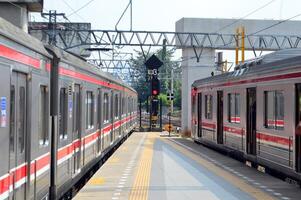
[162,138,275,200]
[129,133,157,200]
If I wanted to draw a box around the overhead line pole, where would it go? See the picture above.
[41,10,67,45]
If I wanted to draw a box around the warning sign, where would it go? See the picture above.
[1,97,7,128]
[164,124,173,132]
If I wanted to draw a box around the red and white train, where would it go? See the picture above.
[191,49,301,184]
[0,17,137,200]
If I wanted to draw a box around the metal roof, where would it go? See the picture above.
[192,49,301,88]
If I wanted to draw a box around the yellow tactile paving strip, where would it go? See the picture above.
[128,133,157,200]
[162,138,275,200]
[74,133,148,200]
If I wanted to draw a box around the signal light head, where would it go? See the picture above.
[152,90,158,95]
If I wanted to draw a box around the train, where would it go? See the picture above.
[0,16,138,200]
[191,48,301,185]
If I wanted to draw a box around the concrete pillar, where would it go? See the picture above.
[0,3,29,32]
[0,1,43,32]
[181,48,215,132]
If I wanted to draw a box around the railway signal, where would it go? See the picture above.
[145,55,163,130]
[151,77,160,96]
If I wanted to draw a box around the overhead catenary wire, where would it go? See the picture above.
[62,0,130,69]
[67,0,97,18]
[214,0,277,33]
[180,11,301,65]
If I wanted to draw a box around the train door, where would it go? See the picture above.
[9,71,27,200]
[295,84,301,172]
[197,93,202,138]
[246,87,257,155]
[217,91,224,144]
[72,84,81,174]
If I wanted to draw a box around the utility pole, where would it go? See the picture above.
[41,10,67,45]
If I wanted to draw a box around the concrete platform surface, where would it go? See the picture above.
[74,132,301,200]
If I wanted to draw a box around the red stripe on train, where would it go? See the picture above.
[13,165,27,184]
[0,44,40,69]
[201,122,216,129]
[0,175,10,195]
[224,126,244,136]
[59,67,124,91]
[230,117,241,123]
[257,132,292,146]
[266,119,284,127]
[84,131,100,145]
[0,43,135,95]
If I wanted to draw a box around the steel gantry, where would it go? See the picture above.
[29,27,301,51]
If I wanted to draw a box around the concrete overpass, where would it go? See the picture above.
[176,17,301,132]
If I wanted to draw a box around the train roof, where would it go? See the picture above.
[192,49,301,88]
[0,17,51,58]
[47,45,137,94]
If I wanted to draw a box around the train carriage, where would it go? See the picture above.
[192,49,301,184]
[0,16,138,200]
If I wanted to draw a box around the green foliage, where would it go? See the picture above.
[158,94,169,106]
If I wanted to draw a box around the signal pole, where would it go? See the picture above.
[171,68,174,113]
[145,54,163,131]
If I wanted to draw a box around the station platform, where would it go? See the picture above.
[74,132,301,200]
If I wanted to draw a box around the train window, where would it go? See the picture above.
[86,91,94,129]
[103,93,109,123]
[19,87,25,153]
[205,95,213,119]
[228,93,240,123]
[122,97,125,116]
[114,94,119,119]
[39,86,49,146]
[264,91,284,130]
[72,85,81,135]
[128,98,131,114]
[59,88,68,140]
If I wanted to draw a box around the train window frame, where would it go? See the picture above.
[86,91,94,130]
[114,94,119,120]
[228,93,241,124]
[39,85,49,146]
[264,90,284,130]
[10,85,15,154]
[121,96,125,117]
[18,86,26,153]
[128,97,131,115]
[97,89,102,128]
[72,84,81,137]
[59,88,68,140]
[103,93,109,124]
[204,95,213,120]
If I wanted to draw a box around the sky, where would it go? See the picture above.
[30,0,301,68]
[32,0,301,31]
